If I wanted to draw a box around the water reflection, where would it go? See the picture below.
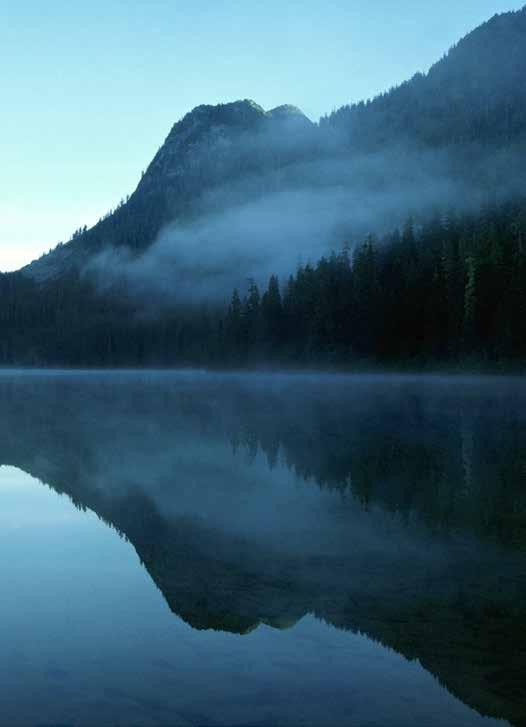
[0,372,524,726]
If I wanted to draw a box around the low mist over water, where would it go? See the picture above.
[0,371,524,726]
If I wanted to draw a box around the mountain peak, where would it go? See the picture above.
[267,104,307,119]
[165,99,311,140]
[167,99,266,136]
[136,99,313,198]
[266,104,312,129]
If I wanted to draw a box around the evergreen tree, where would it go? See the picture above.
[261,275,283,353]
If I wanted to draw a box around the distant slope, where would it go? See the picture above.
[323,7,526,149]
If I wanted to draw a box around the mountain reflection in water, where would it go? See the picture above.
[0,371,524,727]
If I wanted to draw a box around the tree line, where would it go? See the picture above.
[1,198,525,368]
[222,198,526,366]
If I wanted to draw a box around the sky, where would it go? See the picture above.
[1,0,524,271]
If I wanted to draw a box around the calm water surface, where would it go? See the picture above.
[0,371,524,727]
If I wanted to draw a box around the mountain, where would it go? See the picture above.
[22,7,526,288]
[1,7,525,368]
[24,100,315,282]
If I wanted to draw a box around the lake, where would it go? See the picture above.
[0,371,524,727]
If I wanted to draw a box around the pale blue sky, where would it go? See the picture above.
[1,0,524,271]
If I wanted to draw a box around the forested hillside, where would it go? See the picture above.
[1,198,525,368]
[222,199,526,366]
[323,7,526,151]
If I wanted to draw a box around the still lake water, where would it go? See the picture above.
[0,371,524,727]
